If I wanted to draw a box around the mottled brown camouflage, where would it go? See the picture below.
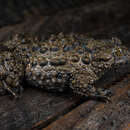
[0,33,130,100]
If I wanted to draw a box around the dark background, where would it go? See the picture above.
[0,0,130,47]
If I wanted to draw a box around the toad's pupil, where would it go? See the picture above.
[5,58,9,61]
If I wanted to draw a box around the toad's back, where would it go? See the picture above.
[22,33,130,99]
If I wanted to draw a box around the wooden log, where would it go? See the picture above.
[0,87,82,130]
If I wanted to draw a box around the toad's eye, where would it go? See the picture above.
[113,47,123,56]
[115,48,123,56]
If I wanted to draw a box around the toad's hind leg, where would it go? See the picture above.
[70,71,112,101]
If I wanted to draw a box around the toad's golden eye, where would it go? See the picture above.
[115,47,123,56]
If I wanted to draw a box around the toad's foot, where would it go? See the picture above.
[91,88,112,102]
[85,89,112,102]
[72,84,112,102]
